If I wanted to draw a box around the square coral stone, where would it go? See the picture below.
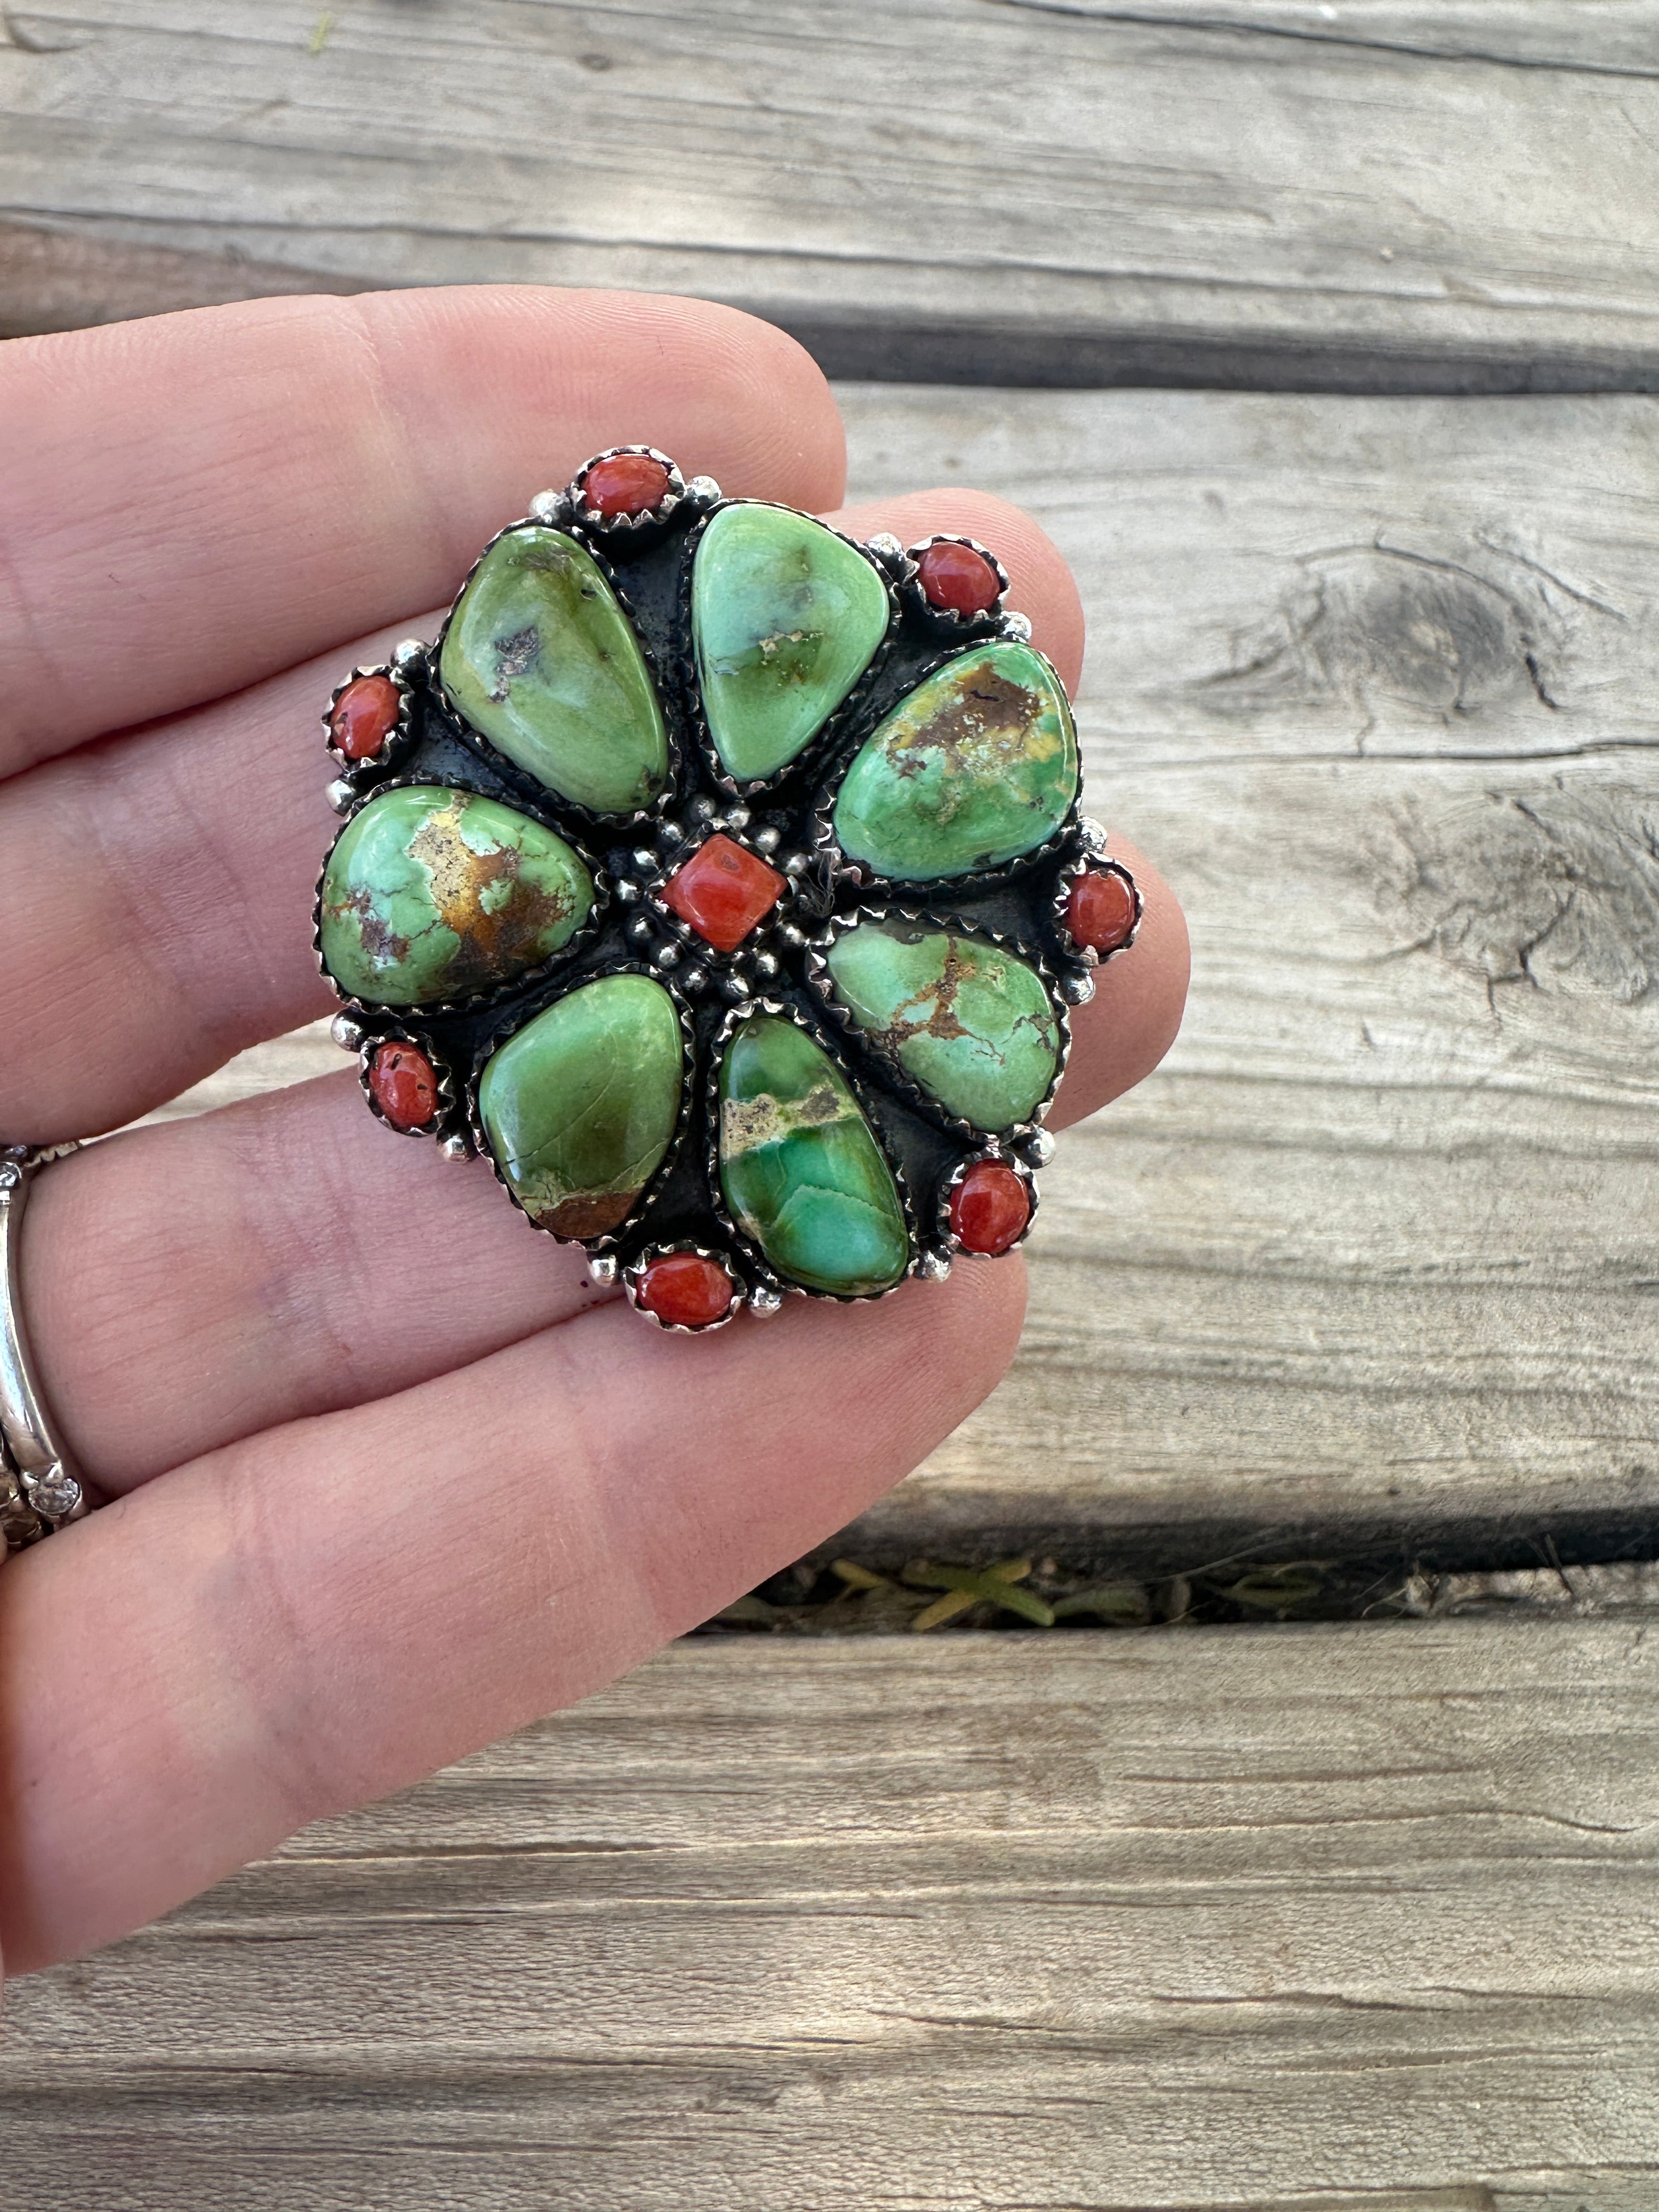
[662,833,786,952]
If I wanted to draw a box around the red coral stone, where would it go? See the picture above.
[916,540,1001,617]
[329,673,402,761]
[1065,868,1137,955]
[950,1159,1030,1256]
[638,1252,736,1328]
[369,1042,439,1131]
[583,453,671,517]
[662,833,786,952]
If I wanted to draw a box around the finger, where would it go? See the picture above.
[0,287,846,775]
[0,1261,1028,1974]
[30,827,1181,1496]
[0,622,407,1141]
[29,1073,602,1494]
[0,492,1102,1141]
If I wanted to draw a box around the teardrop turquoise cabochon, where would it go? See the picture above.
[693,504,890,782]
[718,1016,909,1295]
[824,919,1059,1131]
[834,640,1079,881]
[441,526,669,814]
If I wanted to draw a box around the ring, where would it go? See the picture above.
[0,1145,93,1558]
[314,450,1139,1332]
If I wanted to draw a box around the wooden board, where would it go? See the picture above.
[4,1618,1657,2209]
[7,1,1659,389]
[150,383,1659,1576]
[1011,0,1659,70]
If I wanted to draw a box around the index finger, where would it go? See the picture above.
[0,287,847,776]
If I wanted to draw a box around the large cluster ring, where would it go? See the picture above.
[1,1146,94,1559]
[314,451,1141,1333]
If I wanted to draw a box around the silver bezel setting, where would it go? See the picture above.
[1052,849,1144,988]
[675,501,900,802]
[938,1143,1041,1260]
[322,661,416,781]
[354,1029,461,1143]
[804,904,1073,1148]
[641,809,802,991]
[466,962,699,1254]
[703,995,923,1304]
[313,771,611,1021]
[898,533,1011,640]
[624,1241,744,1334]
[567,445,700,540]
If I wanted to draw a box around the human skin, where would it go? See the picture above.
[0,287,1189,1984]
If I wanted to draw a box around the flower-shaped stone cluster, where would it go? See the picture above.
[315,448,1139,1330]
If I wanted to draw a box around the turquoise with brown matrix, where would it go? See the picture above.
[441,526,669,812]
[833,640,1079,881]
[718,1016,909,1295]
[693,504,890,781]
[319,786,594,1006]
[479,974,684,1238]
[824,920,1059,1130]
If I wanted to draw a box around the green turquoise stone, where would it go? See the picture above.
[440,527,669,813]
[718,1015,909,1296]
[693,504,890,782]
[833,641,1079,882]
[478,974,684,1238]
[824,920,1060,1131]
[319,786,594,1006]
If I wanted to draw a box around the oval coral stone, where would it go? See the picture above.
[637,1252,736,1327]
[916,541,1001,617]
[369,1041,439,1130]
[1066,868,1137,953]
[950,1159,1030,1255]
[584,453,671,517]
[330,673,401,760]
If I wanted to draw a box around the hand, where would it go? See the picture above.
[0,289,1188,1979]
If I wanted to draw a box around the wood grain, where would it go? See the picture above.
[7,1,1659,390]
[0,217,369,340]
[1007,0,1659,72]
[3,1619,1656,2209]
[839,386,1659,1571]
[159,385,1659,1574]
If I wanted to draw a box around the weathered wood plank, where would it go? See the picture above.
[3,1620,1656,2208]
[0,217,368,340]
[1009,0,1659,72]
[156,386,1659,1572]
[7,1,1659,389]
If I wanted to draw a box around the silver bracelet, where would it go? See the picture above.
[1,1144,95,1559]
